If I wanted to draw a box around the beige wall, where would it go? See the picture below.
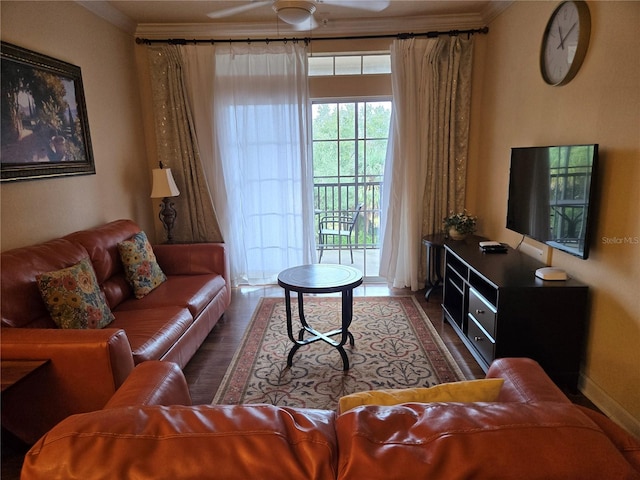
[468,1,640,435]
[0,1,154,251]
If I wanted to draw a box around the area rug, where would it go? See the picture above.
[213,296,466,410]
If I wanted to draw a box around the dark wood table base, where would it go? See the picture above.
[278,264,363,371]
[422,233,446,301]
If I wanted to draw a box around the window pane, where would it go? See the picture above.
[313,141,338,179]
[338,103,356,140]
[308,56,334,76]
[312,103,337,140]
[339,140,356,178]
[334,56,361,75]
[308,54,390,76]
[365,102,392,138]
[363,55,391,74]
[366,139,387,175]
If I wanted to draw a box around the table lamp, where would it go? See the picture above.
[150,162,180,243]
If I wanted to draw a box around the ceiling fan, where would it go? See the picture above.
[207,0,390,31]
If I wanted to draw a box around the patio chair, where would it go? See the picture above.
[318,203,364,264]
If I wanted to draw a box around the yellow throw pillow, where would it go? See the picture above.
[338,378,505,414]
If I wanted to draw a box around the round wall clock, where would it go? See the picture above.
[540,1,591,86]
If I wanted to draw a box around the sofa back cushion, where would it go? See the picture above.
[336,402,640,479]
[23,405,338,480]
[1,238,89,328]
[65,219,141,309]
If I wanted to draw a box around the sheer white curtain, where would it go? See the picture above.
[183,43,316,286]
[380,37,473,290]
[379,39,438,290]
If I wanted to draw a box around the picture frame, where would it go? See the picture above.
[1,42,95,182]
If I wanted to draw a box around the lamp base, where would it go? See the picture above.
[158,197,177,243]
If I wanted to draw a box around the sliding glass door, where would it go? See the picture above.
[311,99,391,279]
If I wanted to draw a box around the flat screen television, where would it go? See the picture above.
[506,144,598,259]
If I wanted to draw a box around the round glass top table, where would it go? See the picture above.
[277,264,363,371]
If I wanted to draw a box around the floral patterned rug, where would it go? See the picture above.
[212,296,466,410]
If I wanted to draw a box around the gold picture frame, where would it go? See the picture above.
[1,42,95,182]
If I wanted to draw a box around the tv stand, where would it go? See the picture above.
[442,236,588,389]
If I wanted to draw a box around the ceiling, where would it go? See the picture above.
[79,1,511,39]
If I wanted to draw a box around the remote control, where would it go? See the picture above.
[479,241,502,247]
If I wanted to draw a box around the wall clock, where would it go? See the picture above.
[540,1,591,86]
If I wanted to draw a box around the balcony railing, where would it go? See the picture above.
[313,175,382,250]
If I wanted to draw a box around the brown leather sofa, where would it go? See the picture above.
[21,358,640,479]
[1,219,230,444]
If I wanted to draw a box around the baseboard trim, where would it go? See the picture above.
[580,373,640,439]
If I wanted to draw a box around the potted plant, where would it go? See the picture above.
[443,210,477,240]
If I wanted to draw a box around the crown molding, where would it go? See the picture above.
[135,12,487,41]
[78,0,509,42]
[480,0,513,25]
[76,1,137,34]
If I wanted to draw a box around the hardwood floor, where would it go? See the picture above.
[183,284,485,405]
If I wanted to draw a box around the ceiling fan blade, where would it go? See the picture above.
[320,0,390,12]
[207,1,272,19]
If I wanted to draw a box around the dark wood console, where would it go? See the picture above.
[442,236,589,389]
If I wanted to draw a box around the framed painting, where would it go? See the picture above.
[1,42,95,182]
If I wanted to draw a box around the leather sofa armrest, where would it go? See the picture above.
[104,361,192,409]
[153,243,231,304]
[1,328,135,444]
[153,243,228,276]
[486,357,571,404]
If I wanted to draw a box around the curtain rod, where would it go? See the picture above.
[135,26,488,46]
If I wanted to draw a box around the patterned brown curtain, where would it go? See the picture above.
[147,45,223,243]
[422,36,474,236]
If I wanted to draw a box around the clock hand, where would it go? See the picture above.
[557,25,565,50]
[557,22,577,50]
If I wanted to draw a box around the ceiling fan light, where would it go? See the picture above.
[278,7,311,24]
[273,0,316,25]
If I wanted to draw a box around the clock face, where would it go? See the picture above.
[540,1,591,86]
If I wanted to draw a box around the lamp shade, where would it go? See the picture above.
[150,168,180,198]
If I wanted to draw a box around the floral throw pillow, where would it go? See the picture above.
[37,258,115,329]
[117,231,167,299]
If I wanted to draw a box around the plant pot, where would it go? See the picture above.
[448,228,467,241]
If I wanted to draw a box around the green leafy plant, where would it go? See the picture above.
[443,210,477,235]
